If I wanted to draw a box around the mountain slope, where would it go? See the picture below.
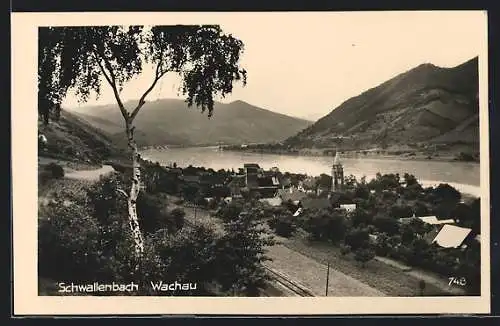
[69,99,311,147]
[285,57,479,153]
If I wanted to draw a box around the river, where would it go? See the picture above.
[140,147,481,197]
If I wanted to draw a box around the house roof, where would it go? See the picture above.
[301,197,331,210]
[277,189,308,202]
[259,197,283,207]
[432,224,472,248]
[399,216,455,226]
[300,178,316,189]
[181,175,201,183]
[417,216,439,224]
[340,204,357,211]
[255,187,279,198]
[244,163,260,169]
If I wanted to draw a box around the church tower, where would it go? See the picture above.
[331,150,344,192]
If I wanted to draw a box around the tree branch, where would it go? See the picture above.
[129,59,167,122]
[116,188,129,198]
[92,49,129,122]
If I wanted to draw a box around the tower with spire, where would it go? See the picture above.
[331,150,344,192]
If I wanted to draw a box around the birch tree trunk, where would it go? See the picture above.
[125,123,145,257]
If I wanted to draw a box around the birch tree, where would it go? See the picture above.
[38,25,247,258]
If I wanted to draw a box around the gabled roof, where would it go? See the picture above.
[259,197,283,207]
[432,224,472,248]
[244,163,260,169]
[399,216,455,226]
[277,189,308,202]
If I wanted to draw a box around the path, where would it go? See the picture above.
[176,202,384,297]
[64,165,115,181]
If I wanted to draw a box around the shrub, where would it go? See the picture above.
[168,208,186,233]
[38,203,101,282]
[268,214,296,238]
[340,243,351,256]
[136,192,170,234]
[354,247,375,268]
[344,227,370,251]
[374,233,390,256]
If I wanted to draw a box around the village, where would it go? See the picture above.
[135,151,481,296]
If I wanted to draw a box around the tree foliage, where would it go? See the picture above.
[38,25,247,124]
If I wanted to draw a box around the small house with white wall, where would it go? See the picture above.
[339,203,357,213]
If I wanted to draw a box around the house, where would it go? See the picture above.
[280,178,292,189]
[300,197,331,210]
[432,224,472,248]
[241,163,280,198]
[398,215,455,226]
[299,178,316,190]
[417,216,454,225]
[340,203,357,213]
[259,197,283,207]
[180,175,201,185]
[227,175,245,198]
[276,188,308,203]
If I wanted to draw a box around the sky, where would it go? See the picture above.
[62,11,487,121]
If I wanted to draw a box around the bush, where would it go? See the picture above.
[340,243,351,256]
[344,227,370,251]
[44,162,65,179]
[374,233,390,256]
[168,208,186,233]
[354,247,375,268]
[268,215,296,238]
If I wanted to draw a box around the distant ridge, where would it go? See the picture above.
[284,57,479,155]
[69,99,312,147]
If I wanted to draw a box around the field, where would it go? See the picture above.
[280,234,466,296]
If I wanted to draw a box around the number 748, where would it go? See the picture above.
[448,277,467,286]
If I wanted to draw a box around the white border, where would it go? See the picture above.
[11,11,490,315]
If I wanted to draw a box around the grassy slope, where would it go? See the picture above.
[39,110,128,164]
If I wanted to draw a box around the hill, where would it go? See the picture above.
[284,57,480,157]
[69,99,312,147]
[38,110,127,164]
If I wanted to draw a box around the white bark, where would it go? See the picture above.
[126,124,145,257]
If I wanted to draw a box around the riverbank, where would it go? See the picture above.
[222,148,480,164]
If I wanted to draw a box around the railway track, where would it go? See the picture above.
[184,212,315,297]
[263,265,315,297]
